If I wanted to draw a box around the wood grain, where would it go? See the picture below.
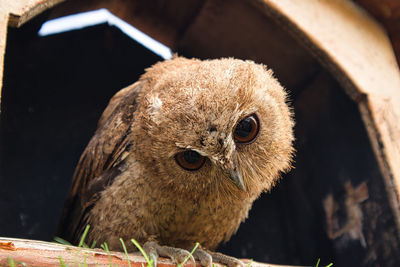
[0,237,300,267]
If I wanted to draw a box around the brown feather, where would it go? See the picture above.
[56,82,142,242]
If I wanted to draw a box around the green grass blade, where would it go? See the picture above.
[315,258,334,267]
[54,236,73,246]
[59,255,69,267]
[78,225,90,248]
[177,242,199,267]
[131,238,151,264]
[120,238,132,267]
[101,242,113,267]
[7,257,16,267]
[90,240,97,249]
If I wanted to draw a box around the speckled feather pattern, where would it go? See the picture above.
[57,57,294,252]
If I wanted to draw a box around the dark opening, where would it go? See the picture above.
[0,10,162,241]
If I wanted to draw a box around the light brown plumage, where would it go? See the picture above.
[57,57,294,266]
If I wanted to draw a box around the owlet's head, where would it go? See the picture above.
[131,57,294,199]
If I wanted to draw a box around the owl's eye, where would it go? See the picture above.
[234,114,260,143]
[175,150,206,171]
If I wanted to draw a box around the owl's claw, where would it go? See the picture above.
[143,241,244,267]
[143,241,196,267]
[207,250,245,267]
[195,248,245,267]
[193,248,212,267]
[143,241,159,267]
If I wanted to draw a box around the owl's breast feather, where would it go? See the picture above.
[88,163,255,250]
[149,189,254,250]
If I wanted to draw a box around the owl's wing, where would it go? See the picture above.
[56,81,143,243]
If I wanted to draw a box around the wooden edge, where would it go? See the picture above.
[7,0,65,28]
[353,0,400,68]
[250,0,400,239]
[0,237,303,267]
[358,97,400,239]
[249,0,396,101]
[0,12,8,106]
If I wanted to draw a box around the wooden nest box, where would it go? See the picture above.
[1,1,400,267]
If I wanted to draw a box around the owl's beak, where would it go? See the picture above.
[229,168,245,191]
[222,161,245,191]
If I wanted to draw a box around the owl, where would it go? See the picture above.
[57,57,294,267]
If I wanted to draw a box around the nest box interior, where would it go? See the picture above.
[1,1,400,267]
